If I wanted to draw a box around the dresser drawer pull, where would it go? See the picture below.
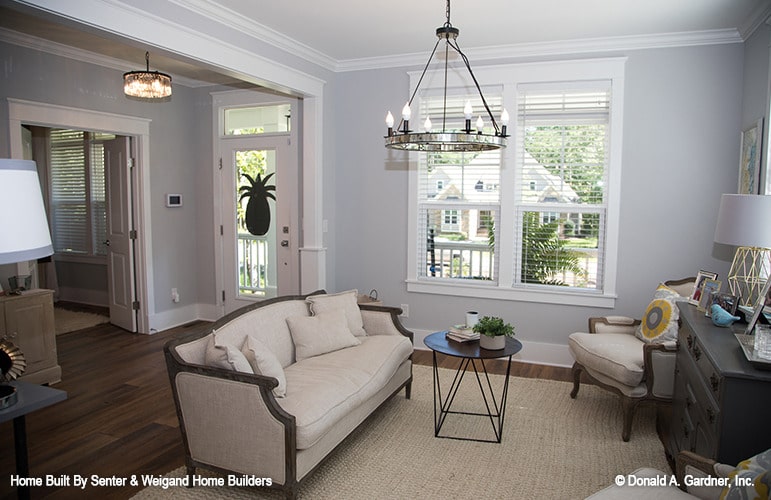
[685,396,692,408]
[707,408,716,423]
[692,344,702,360]
[686,334,694,348]
[710,373,719,392]
[683,425,690,438]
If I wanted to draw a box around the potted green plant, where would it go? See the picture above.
[473,316,515,350]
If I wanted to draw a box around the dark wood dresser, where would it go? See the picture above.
[668,302,771,465]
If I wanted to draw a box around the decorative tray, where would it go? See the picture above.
[734,334,771,371]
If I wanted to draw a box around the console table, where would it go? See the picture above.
[424,331,522,443]
[668,302,771,465]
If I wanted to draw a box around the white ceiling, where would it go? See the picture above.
[1,0,770,85]
[212,0,771,61]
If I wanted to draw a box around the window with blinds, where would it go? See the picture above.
[49,129,111,257]
[514,83,611,290]
[416,93,503,283]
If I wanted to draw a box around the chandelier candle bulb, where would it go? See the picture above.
[401,103,411,133]
[424,116,432,132]
[464,101,474,132]
[476,116,484,134]
[385,111,394,136]
[500,109,510,137]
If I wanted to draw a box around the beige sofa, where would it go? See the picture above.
[164,291,414,499]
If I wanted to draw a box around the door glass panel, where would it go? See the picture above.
[236,149,277,298]
[224,104,291,135]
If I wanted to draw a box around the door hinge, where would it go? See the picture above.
[128,157,135,169]
[132,301,140,311]
[220,225,224,236]
[218,158,223,170]
[221,290,226,302]
[129,229,138,240]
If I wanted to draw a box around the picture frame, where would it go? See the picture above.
[745,278,771,335]
[698,279,722,312]
[739,118,763,195]
[689,270,718,305]
[705,291,738,317]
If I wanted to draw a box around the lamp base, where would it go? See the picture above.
[728,246,771,308]
[0,384,18,410]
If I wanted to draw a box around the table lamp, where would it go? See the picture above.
[0,159,53,408]
[713,193,771,307]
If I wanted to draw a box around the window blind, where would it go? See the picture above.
[514,83,611,290]
[49,129,108,256]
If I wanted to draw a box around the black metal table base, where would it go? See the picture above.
[431,351,513,443]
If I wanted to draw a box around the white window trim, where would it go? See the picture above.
[406,58,626,308]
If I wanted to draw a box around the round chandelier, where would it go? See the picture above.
[384,0,507,152]
[123,52,172,99]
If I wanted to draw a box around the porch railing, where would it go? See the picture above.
[238,232,271,295]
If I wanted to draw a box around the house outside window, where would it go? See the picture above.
[407,59,625,307]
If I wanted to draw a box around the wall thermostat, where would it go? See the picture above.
[166,194,183,207]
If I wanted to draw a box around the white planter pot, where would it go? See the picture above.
[479,334,506,350]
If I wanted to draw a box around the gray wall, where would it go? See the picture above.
[332,43,745,350]
[0,41,210,315]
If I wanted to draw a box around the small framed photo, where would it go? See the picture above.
[745,278,771,335]
[705,291,738,317]
[689,270,718,305]
[739,118,763,195]
[698,279,722,312]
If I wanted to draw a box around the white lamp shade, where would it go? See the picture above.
[713,194,771,249]
[0,159,54,265]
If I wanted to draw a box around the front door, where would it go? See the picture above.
[103,136,137,331]
[221,136,297,314]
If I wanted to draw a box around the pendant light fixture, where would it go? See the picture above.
[384,0,507,152]
[123,52,172,99]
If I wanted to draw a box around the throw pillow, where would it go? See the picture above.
[635,284,681,344]
[204,331,254,373]
[306,289,367,337]
[241,335,287,398]
[720,448,771,500]
[287,308,361,361]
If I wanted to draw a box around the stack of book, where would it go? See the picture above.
[446,324,480,343]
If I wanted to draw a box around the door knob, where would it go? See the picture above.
[104,240,111,247]
[281,240,289,247]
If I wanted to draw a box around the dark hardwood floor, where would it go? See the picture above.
[0,322,574,499]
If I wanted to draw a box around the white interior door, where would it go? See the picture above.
[221,136,297,314]
[104,137,136,331]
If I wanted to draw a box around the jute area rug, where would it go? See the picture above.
[133,364,669,499]
[54,307,109,335]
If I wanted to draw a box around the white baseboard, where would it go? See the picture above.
[412,329,573,368]
[146,303,205,334]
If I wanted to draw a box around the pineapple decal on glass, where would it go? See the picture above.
[239,172,276,236]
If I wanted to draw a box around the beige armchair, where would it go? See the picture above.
[568,277,695,441]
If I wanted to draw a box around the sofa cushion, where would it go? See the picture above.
[278,334,412,449]
[306,289,366,337]
[204,331,253,373]
[721,448,771,500]
[241,335,287,398]
[287,308,361,361]
[569,332,644,387]
[635,284,681,344]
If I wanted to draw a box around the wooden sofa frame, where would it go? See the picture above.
[163,292,413,499]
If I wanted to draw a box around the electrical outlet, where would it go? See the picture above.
[400,304,409,318]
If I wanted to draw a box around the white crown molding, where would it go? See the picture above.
[740,2,771,39]
[166,0,337,72]
[335,29,743,72]
[0,27,206,88]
